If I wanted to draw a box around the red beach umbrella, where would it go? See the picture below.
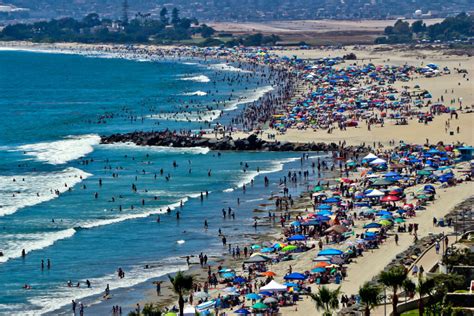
[381,195,400,202]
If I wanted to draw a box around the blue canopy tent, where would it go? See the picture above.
[284,272,307,280]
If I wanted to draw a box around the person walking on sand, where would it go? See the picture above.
[395,234,399,245]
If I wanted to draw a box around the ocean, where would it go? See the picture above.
[0,50,327,314]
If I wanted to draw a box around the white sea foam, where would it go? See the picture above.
[0,167,91,217]
[0,228,76,264]
[147,110,221,122]
[78,200,183,229]
[181,75,210,83]
[210,63,251,73]
[224,85,274,111]
[182,90,207,96]
[29,260,187,315]
[101,142,210,155]
[222,157,300,193]
[13,134,100,165]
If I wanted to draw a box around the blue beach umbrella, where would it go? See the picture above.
[363,222,382,229]
[318,204,332,210]
[284,282,300,287]
[246,293,262,300]
[234,308,251,315]
[311,267,326,273]
[318,248,343,256]
[222,272,236,279]
[287,235,306,241]
[234,277,247,284]
[284,272,307,280]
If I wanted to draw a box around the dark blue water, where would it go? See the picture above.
[0,50,325,314]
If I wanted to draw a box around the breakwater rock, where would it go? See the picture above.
[101,132,347,152]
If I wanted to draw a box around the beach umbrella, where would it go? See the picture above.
[290,221,301,227]
[234,308,251,315]
[371,178,394,186]
[366,228,381,233]
[261,247,274,253]
[281,245,298,252]
[313,185,325,192]
[164,313,177,316]
[261,271,276,277]
[314,261,330,268]
[317,209,333,216]
[394,218,405,223]
[284,272,307,280]
[376,210,392,216]
[313,255,331,262]
[252,302,269,310]
[316,215,331,221]
[287,235,306,241]
[234,277,247,284]
[330,256,345,265]
[384,171,400,178]
[318,204,332,210]
[263,297,278,304]
[284,282,299,288]
[251,244,261,250]
[259,290,273,296]
[381,195,400,202]
[318,248,343,256]
[364,222,382,229]
[246,293,262,300]
[379,220,392,226]
[311,267,327,273]
[323,197,341,204]
[244,255,269,263]
[417,170,432,176]
[194,291,211,300]
[222,272,236,279]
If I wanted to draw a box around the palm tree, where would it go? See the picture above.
[310,286,341,316]
[358,282,382,316]
[402,279,416,303]
[379,265,407,316]
[416,276,435,315]
[168,271,194,316]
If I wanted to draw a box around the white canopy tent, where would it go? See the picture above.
[369,158,387,165]
[260,280,287,292]
[363,153,378,160]
[365,189,385,197]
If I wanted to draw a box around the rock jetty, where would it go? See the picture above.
[101,131,352,152]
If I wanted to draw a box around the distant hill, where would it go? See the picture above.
[2,0,473,21]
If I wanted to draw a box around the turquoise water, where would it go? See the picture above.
[0,50,325,314]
